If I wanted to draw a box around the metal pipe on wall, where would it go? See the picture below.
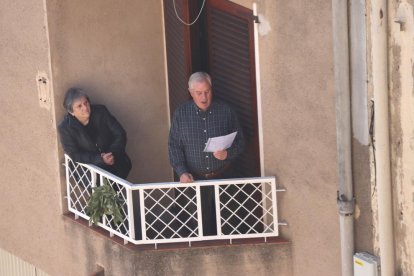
[370,0,396,274]
[331,0,354,275]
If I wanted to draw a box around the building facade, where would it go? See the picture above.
[1,0,413,275]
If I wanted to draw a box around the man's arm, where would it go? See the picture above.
[213,150,228,160]
[179,172,194,183]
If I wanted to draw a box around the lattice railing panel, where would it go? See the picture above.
[143,186,199,240]
[65,154,281,245]
[66,157,93,216]
[219,182,275,235]
[101,177,130,237]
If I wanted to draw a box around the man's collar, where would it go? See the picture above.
[191,101,215,113]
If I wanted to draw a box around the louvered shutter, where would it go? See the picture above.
[206,0,260,177]
[164,0,193,117]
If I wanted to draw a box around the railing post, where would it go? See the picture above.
[261,182,269,227]
[65,155,72,212]
[127,187,135,241]
[271,179,278,235]
[99,174,107,227]
[214,184,222,236]
[139,188,147,241]
[91,170,97,189]
[88,165,96,224]
[196,184,204,237]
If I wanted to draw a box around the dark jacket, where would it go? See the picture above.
[58,104,132,179]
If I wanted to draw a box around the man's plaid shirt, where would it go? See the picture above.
[168,100,245,176]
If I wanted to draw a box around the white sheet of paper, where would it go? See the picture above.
[203,131,238,152]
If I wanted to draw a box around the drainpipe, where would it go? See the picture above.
[370,0,396,274]
[331,0,355,275]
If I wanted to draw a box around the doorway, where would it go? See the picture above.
[164,0,261,178]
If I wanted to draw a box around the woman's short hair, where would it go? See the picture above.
[188,72,212,90]
[63,87,90,112]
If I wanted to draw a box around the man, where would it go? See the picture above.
[168,72,245,235]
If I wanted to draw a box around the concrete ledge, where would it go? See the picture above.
[64,213,293,275]
[64,213,289,250]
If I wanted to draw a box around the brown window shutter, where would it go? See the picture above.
[206,0,260,177]
[163,0,193,117]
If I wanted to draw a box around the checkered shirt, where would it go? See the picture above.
[168,100,245,176]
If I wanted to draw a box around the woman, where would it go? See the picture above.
[58,87,132,179]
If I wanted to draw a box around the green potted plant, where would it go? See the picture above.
[86,178,123,226]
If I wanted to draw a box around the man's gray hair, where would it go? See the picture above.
[63,87,90,113]
[188,72,212,90]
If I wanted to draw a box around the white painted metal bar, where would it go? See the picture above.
[99,174,107,229]
[271,179,278,235]
[91,170,97,189]
[126,188,135,240]
[64,154,281,245]
[64,155,71,213]
[126,177,277,190]
[139,189,147,241]
[121,231,280,245]
[214,184,221,236]
[197,185,204,237]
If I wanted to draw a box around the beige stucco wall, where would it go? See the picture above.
[0,0,170,274]
[1,0,343,275]
[231,0,341,275]
[0,0,64,273]
[47,0,171,184]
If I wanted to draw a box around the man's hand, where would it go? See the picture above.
[180,172,194,183]
[213,150,228,160]
[101,152,115,165]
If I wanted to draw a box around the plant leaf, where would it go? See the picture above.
[86,179,124,226]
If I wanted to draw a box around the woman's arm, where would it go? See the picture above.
[58,121,105,166]
[101,106,127,154]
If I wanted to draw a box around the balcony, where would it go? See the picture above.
[64,154,284,247]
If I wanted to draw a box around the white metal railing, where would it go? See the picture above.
[65,154,284,246]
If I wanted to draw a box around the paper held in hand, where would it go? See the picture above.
[203,131,238,152]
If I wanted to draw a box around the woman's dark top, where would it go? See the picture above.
[58,104,131,179]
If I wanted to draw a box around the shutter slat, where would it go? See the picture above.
[207,0,260,178]
[164,0,192,117]
[212,9,251,35]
